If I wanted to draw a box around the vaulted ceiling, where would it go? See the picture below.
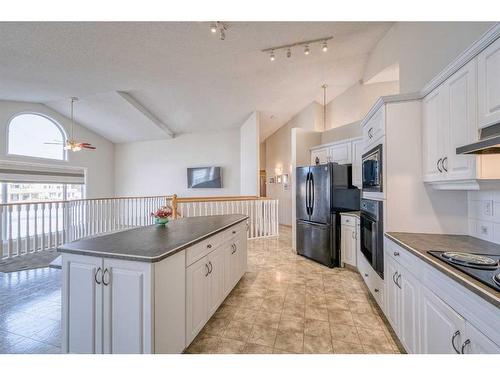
[0,22,393,142]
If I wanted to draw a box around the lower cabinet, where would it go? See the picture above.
[384,238,500,354]
[340,215,357,267]
[186,230,247,346]
[62,254,152,354]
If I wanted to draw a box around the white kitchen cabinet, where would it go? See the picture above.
[362,106,385,151]
[462,322,500,354]
[340,215,357,267]
[62,254,103,354]
[62,254,152,354]
[420,285,466,354]
[478,36,500,128]
[384,255,399,332]
[351,138,363,188]
[310,148,329,165]
[329,142,352,164]
[186,255,210,344]
[207,246,225,317]
[102,258,152,354]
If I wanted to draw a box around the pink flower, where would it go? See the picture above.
[151,205,173,219]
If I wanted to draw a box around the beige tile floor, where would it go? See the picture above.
[186,226,402,354]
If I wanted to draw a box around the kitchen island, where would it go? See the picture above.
[58,214,248,354]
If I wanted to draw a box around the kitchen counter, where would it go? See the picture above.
[58,214,248,263]
[341,211,360,218]
[385,232,500,308]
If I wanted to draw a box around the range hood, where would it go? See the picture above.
[456,123,500,154]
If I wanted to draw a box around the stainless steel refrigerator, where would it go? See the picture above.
[296,163,360,267]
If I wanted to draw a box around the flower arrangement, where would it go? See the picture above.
[151,206,173,225]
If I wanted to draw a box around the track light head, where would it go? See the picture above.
[286,48,291,58]
[219,28,226,40]
[322,41,328,52]
[210,23,217,33]
[270,50,275,61]
[304,45,310,55]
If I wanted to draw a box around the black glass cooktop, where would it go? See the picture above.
[428,251,500,292]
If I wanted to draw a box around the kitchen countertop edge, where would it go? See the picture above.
[58,215,248,263]
[385,232,500,308]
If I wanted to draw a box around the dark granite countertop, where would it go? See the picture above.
[385,232,500,308]
[58,214,248,263]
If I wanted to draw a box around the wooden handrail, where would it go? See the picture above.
[0,195,175,207]
[176,196,271,202]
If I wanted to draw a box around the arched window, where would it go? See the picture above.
[7,113,66,160]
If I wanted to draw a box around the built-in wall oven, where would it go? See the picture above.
[360,198,384,278]
[362,144,383,192]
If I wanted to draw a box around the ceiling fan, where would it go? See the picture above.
[45,97,96,152]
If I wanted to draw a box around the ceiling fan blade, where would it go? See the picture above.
[82,145,96,149]
[44,142,64,145]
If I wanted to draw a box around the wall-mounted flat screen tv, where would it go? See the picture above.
[187,167,222,188]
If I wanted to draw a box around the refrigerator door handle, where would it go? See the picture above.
[306,172,311,215]
[310,173,315,215]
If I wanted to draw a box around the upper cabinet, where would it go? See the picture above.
[422,53,500,189]
[310,148,329,165]
[362,106,385,152]
[478,36,500,128]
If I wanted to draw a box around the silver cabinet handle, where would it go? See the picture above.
[102,268,110,286]
[95,267,102,285]
[437,158,443,173]
[393,251,400,256]
[396,274,402,289]
[232,243,237,254]
[442,157,448,172]
[392,271,398,285]
[461,339,470,354]
[208,261,213,274]
[205,264,210,277]
[451,331,461,354]
[351,231,355,239]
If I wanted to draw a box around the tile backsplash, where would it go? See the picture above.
[468,190,500,244]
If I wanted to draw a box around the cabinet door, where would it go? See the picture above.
[330,142,352,165]
[237,232,248,278]
[311,148,329,165]
[207,246,225,316]
[422,88,446,182]
[363,106,385,151]
[420,286,465,353]
[102,258,152,354]
[62,254,103,354]
[444,59,478,180]
[186,256,209,344]
[399,267,420,354]
[462,322,500,354]
[341,225,356,267]
[478,37,500,128]
[351,139,363,188]
[384,255,400,335]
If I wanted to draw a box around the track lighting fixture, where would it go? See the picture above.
[209,22,228,40]
[261,36,332,62]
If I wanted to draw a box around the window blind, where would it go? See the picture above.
[0,160,85,184]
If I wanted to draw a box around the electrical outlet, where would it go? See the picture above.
[482,201,493,217]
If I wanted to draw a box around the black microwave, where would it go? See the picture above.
[362,144,383,192]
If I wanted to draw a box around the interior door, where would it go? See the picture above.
[309,164,331,224]
[62,254,103,354]
[102,258,152,354]
[296,166,310,221]
[420,286,465,354]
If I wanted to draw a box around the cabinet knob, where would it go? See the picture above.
[374,288,379,293]
[364,273,368,277]
[232,230,236,234]
[207,244,212,249]
[393,251,400,256]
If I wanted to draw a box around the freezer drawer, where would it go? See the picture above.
[296,220,333,267]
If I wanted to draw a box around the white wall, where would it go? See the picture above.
[325,81,399,130]
[0,100,115,198]
[240,112,260,196]
[114,129,240,197]
[265,102,323,225]
[364,22,495,93]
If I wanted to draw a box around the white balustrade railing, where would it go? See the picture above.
[0,195,279,260]
[177,197,279,239]
[0,196,171,260]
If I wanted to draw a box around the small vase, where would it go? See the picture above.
[155,217,169,226]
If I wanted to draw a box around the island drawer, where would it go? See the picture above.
[224,222,247,242]
[186,231,225,266]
